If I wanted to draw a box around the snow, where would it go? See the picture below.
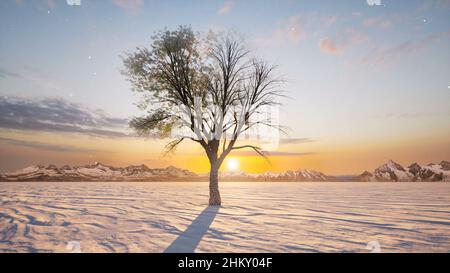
[393,169,414,181]
[76,167,120,177]
[1,182,449,253]
[7,165,41,176]
[4,161,448,182]
[424,164,450,181]
[2,164,197,181]
[374,160,414,181]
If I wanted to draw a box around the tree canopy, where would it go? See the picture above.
[122,26,284,167]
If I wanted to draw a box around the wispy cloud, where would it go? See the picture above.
[369,111,446,119]
[218,0,234,15]
[0,66,64,92]
[0,96,129,137]
[0,136,97,153]
[416,0,450,13]
[0,67,21,78]
[319,37,342,54]
[362,30,450,65]
[274,15,303,43]
[318,28,367,55]
[14,0,57,9]
[279,138,314,144]
[363,15,393,29]
[112,0,143,15]
[265,151,314,156]
[44,0,56,9]
[255,15,304,46]
[232,150,315,157]
[256,13,340,47]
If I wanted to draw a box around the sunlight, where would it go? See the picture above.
[227,158,239,171]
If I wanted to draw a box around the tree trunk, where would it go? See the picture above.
[209,163,221,206]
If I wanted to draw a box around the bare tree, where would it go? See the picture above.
[122,26,283,205]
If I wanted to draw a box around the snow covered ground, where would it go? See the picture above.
[0,182,449,253]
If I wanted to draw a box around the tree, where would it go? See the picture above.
[122,26,283,205]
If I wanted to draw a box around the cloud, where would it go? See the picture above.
[256,13,340,47]
[362,30,450,65]
[0,68,21,78]
[0,136,96,153]
[417,0,450,12]
[369,111,445,119]
[14,0,79,8]
[276,15,303,42]
[232,150,315,157]
[42,0,56,9]
[0,96,129,137]
[318,28,367,55]
[255,15,304,46]
[112,0,143,15]
[265,151,315,156]
[0,66,64,92]
[319,37,342,54]
[363,16,393,29]
[37,0,57,9]
[218,1,234,15]
[279,138,314,144]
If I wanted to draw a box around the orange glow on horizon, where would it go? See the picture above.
[1,128,449,175]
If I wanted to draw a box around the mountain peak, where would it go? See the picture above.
[2,163,198,181]
[1,160,449,182]
[353,171,374,182]
[379,160,406,171]
[86,162,116,169]
[374,160,410,181]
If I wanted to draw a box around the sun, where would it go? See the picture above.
[227,158,239,171]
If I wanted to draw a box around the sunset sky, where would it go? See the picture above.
[0,0,449,175]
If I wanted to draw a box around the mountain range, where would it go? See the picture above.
[0,160,448,182]
[0,162,197,182]
[354,160,449,182]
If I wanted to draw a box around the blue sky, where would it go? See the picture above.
[0,0,449,173]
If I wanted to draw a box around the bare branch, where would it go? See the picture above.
[163,137,185,156]
[231,145,269,159]
[123,26,286,169]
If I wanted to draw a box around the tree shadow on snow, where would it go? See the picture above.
[164,206,220,253]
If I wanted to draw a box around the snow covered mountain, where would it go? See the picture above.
[258,169,331,181]
[218,169,332,181]
[353,171,375,182]
[0,164,334,182]
[373,160,415,181]
[354,160,450,182]
[1,160,448,182]
[1,162,197,182]
[414,161,450,181]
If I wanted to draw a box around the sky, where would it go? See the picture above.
[0,0,449,175]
